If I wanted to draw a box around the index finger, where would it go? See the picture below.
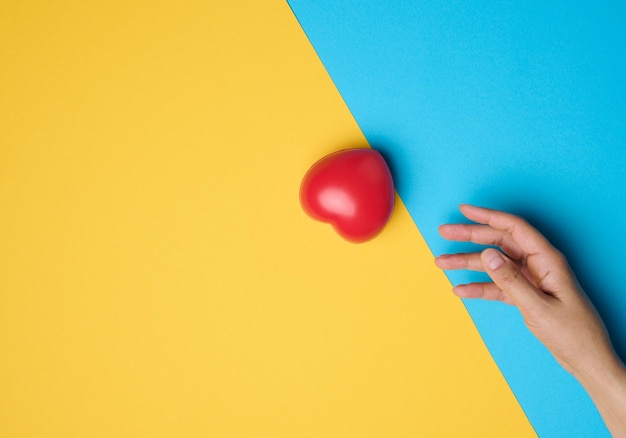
[459,205,557,258]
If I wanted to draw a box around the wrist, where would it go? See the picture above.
[573,352,625,393]
[572,353,626,411]
[574,353,626,431]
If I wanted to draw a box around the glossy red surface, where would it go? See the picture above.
[299,149,395,243]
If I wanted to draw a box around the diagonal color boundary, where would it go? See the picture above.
[287,1,626,436]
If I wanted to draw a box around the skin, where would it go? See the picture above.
[435,204,626,437]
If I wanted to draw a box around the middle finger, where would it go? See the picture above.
[438,224,525,260]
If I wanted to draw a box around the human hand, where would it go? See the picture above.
[434,205,626,436]
[434,204,617,377]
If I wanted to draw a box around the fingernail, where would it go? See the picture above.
[484,249,505,270]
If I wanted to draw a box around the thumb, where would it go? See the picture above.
[481,248,544,311]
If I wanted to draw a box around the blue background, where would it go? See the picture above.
[288,1,626,436]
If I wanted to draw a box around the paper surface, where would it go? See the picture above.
[288,1,626,436]
[0,1,534,436]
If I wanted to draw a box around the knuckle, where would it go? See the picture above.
[509,213,527,227]
[548,248,571,272]
[509,212,524,223]
[553,250,569,267]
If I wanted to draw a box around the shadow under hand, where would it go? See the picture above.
[488,201,626,363]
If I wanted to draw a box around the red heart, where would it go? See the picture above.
[300,148,395,243]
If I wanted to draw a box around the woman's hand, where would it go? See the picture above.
[435,204,626,436]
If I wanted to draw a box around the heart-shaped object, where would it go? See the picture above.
[300,148,395,243]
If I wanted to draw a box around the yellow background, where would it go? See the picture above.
[0,1,534,436]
